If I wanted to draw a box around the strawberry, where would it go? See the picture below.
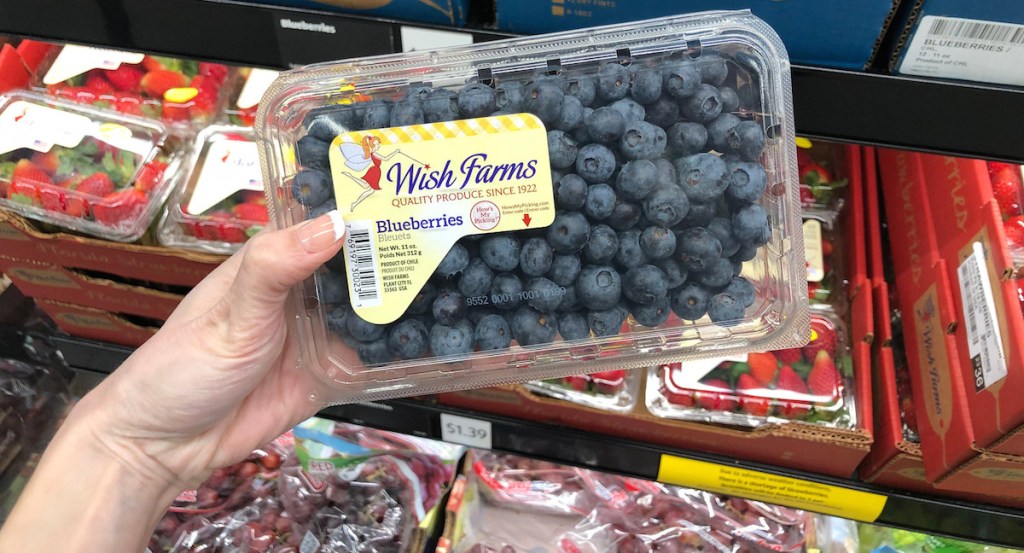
[799,184,815,206]
[85,73,114,93]
[695,378,738,411]
[662,386,695,407]
[7,181,40,204]
[141,55,167,72]
[65,196,90,218]
[591,370,626,395]
[198,62,229,84]
[105,65,144,92]
[112,92,145,116]
[241,190,266,205]
[233,202,269,223]
[806,350,841,402]
[74,172,115,198]
[800,162,831,183]
[39,186,64,212]
[563,375,588,392]
[162,98,192,122]
[31,151,60,174]
[141,69,188,98]
[774,365,811,418]
[735,373,771,417]
[992,175,1023,219]
[134,160,167,192]
[218,223,248,243]
[802,318,837,361]
[775,348,803,365]
[821,238,834,257]
[746,351,779,386]
[12,159,51,187]
[190,75,218,94]
[1005,216,1024,253]
[92,188,148,226]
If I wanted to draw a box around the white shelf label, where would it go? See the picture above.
[440,413,492,449]
[957,242,1007,391]
[901,16,1024,86]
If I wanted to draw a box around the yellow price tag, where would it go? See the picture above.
[657,456,887,522]
[795,137,813,149]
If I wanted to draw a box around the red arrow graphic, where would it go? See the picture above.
[522,213,532,226]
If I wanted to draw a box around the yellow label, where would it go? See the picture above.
[329,113,554,325]
[657,456,887,522]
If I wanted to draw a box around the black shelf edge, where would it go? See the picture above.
[52,334,1024,548]
[0,1,1022,162]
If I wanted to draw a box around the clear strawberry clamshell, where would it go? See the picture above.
[256,10,809,403]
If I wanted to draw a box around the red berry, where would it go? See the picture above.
[806,350,841,402]
[695,378,737,411]
[563,375,588,392]
[141,69,188,98]
[1005,216,1024,253]
[74,173,115,198]
[85,73,114,93]
[803,316,838,361]
[735,373,771,417]
[92,188,148,226]
[775,348,803,365]
[992,175,1023,219]
[746,351,779,386]
[134,160,168,192]
[232,202,269,223]
[774,365,811,418]
[105,65,144,92]
[199,62,229,84]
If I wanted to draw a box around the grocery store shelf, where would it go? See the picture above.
[2,0,1024,162]
[52,333,1024,548]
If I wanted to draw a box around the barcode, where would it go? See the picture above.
[928,18,1024,45]
[347,227,379,303]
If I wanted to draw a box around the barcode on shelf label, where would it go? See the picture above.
[957,242,1007,392]
[345,220,382,309]
[900,15,1024,86]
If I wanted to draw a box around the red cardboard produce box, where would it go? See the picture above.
[34,298,159,347]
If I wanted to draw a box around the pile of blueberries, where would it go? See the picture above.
[292,50,773,367]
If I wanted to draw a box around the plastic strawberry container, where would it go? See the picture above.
[256,10,809,403]
[158,126,267,254]
[524,368,641,412]
[802,210,839,305]
[0,91,178,242]
[33,44,232,127]
[645,307,855,428]
[223,68,280,127]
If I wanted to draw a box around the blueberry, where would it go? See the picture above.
[615,159,657,201]
[677,227,723,272]
[511,306,559,346]
[291,169,332,208]
[654,257,688,289]
[390,99,425,126]
[610,98,645,122]
[695,256,733,288]
[607,199,642,230]
[480,234,521,272]
[630,67,662,104]
[563,77,597,107]
[667,122,708,156]
[495,81,526,111]
[681,200,717,228]
[585,224,619,264]
[388,319,429,359]
[558,284,580,311]
[576,265,622,310]
[663,62,700,99]
[707,113,741,153]
[676,153,728,203]
[724,276,755,308]
[490,272,523,310]
[572,111,593,144]
[725,161,767,204]
[474,314,512,351]
[357,338,393,366]
[458,258,494,298]
[458,82,497,118]
[588,304,628,337]
[707,293,745,325]
[558,311,591,341]
[296,136,330,171]
[408,281,438,315]
[644,96,680,129]
[308,198,337,220]
[520,237,554,277]
[436,244,470,279]
[433,289,467,326]
[546,130,581,171]
[631,298,671,327]
[597,62,630,101]
[524,81,564,124]
[347,313,387,342]
[671,282,711,320]
[304,107,357,142]
[363,101,392,129]
[554,95,585,131]
[726,121,766,162]
[680,84,722,124]
[423,89,460,123]
[430,321,474,356]
[548,254,582,286]
[707,217,741,257]
[320,272,348,305]
[733,243,759,263]
[326,305,350,335]
[526,277,563,313]
[732,203,771,245]
[555,173,588,210]
[643,185,689,227]
[654,159,677,187]
[695,53,729,86]
[719,86,739,113]
[575,143,617,183]
[615,229,648,269]
[585,107,626,144]
[584,183,617,221]
[640,225,676,260]
[619,121,666,160]
[547,211,591,254]
[623,264,668,305]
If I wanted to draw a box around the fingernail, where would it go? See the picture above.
[298,210,345,253]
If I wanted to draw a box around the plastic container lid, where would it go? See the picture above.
[224,67,280,127]
[158,126,268,254]
[256,10,809,403]
[0,91,177,242]
[645,307,856,429]
[524,369,641,412]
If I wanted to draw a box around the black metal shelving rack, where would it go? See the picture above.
[3,0,1024,547]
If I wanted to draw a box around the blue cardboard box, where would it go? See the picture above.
[492,1,901,70]
[888,0,1024,86]
[245,0,468,27]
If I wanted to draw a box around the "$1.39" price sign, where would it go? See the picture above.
[440,413,492,449]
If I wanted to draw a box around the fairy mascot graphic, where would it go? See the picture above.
[339,134,421,211]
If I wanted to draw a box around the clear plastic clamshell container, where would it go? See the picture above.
[256,10,809,403]
[524,369,641,412]
[0,91,177,242]
[158,126,268,254]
